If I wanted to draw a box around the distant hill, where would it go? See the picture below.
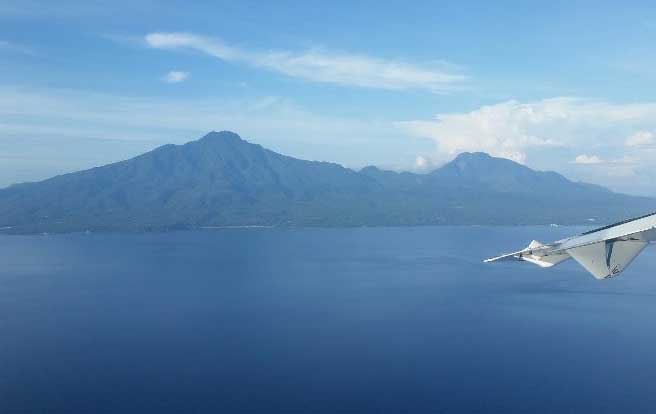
[0,131,653,233]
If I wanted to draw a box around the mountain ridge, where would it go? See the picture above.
[0,131,653,233]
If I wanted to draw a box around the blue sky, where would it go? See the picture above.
[3,0,656,194]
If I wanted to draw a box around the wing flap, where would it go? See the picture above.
[566,239,647,279]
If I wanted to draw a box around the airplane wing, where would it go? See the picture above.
[485,212,656,279]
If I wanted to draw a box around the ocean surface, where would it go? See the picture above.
[2,226,656,413]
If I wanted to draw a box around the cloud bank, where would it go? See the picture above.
[398,97,656,162]
[144,32,465,92]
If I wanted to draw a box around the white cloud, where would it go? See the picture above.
[626,130,655,147]
[414,155,435,171]
[397,97,656,164]
[144,32,465,92]
[573,154,604,164]
[415,155,428,168]
[571,154,638,166]
[162,70,189,83]
[397,99,576,163]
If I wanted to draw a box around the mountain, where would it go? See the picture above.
[0,131,653,233]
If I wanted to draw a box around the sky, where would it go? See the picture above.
[3,0,656,195]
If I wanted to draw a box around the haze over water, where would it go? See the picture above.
[2,226,656,413]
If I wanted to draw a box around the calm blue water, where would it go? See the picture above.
[2,226,656,413]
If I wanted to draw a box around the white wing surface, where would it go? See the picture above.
[485,212,656,279]
[566,240,647,279]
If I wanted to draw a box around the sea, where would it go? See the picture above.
[2,226,656,413]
